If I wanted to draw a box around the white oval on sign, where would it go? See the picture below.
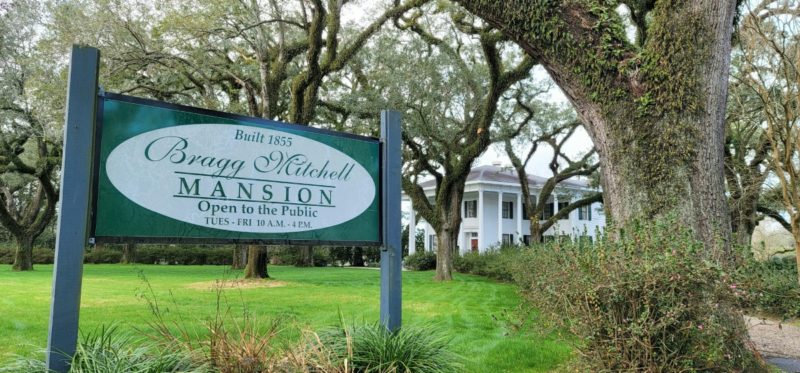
[105,124,376,233]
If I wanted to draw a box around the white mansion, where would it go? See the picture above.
[404,164,605,254]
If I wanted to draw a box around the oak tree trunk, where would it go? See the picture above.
[530,219,543,245]
[296,246,314,267]
[730,194,760,247]
[352,247,365,267]
[792,216,800,285]
[12,235,34,271]
[231,244,246,270]
[453,0,736,259]
[434,189,463,281]
[120,243,136,264]
[244,245,269,279]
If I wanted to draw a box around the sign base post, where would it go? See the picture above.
[46,45,99,372]
[380,110,402,331]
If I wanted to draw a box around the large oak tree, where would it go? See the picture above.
[452,1,739,258]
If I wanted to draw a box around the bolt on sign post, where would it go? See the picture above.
[46,45,402,372]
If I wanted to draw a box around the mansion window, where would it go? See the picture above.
[558,201,569,220]
[429,234,438,250]
[540,202,555,220]
[502,234,514,245]
[502,201,514,219]
[578,205,592,221]
[464,200,477,218]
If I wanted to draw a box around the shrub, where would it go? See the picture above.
[300,318,461,372]
[0,247,54,264]
[84,249,123,264]
[513,220,767,372]
[404,251,436,271]
[734,250,800,319]
[134,246,233,265]
[453,245,521,281]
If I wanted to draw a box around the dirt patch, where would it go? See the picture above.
[746,316,800,359]
[185,279,289,290]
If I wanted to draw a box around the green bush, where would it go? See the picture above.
[84,249,123,264]
[734,251,800,319]
[134,246,233,265]
[512,220,766,372]
[454,245,521,281]
[0,247,54,264]
[311,319,461,372]
[404,251,436,271]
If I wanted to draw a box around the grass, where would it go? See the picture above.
[0,264,571,372]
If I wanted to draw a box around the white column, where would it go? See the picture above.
[553,193,559,236]
[477,188,484,251]
[408,205,416,255]
[516,193,522,243]
[458,199,464,253]
[497,191,503,244]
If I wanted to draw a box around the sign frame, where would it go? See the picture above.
[46,45,403,372]
[89,92,383,247]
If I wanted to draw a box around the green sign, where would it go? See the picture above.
[92,93,381,245]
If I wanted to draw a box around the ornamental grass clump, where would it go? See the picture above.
[0,326,208,373]
[513,219,767,372]
[293,314,461,373]
[138,274,287,373]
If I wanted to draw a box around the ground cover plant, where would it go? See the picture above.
[0,264,570,372]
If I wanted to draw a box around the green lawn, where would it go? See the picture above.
[0,264,571,372]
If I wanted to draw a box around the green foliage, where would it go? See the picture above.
[512,220,766,372]
[0,246,236,265]
[134,246,233,265]
[70,326,208,373]
[84,249,123,264]
[0,247,53,264]
[734,251,800,320]
[328,247,382,267]
[0,326,207,373]
[403,251,436,271]
[310,317,461,373]
[453,245,521,282]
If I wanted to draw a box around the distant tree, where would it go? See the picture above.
[0,1,61,271]
[502,104,601,243]
[331,6,538,280]
[738,0,800,281]
[725,62,772,247]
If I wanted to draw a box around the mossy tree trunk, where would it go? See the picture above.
[454,0,737,258]
[12,235,34,271]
